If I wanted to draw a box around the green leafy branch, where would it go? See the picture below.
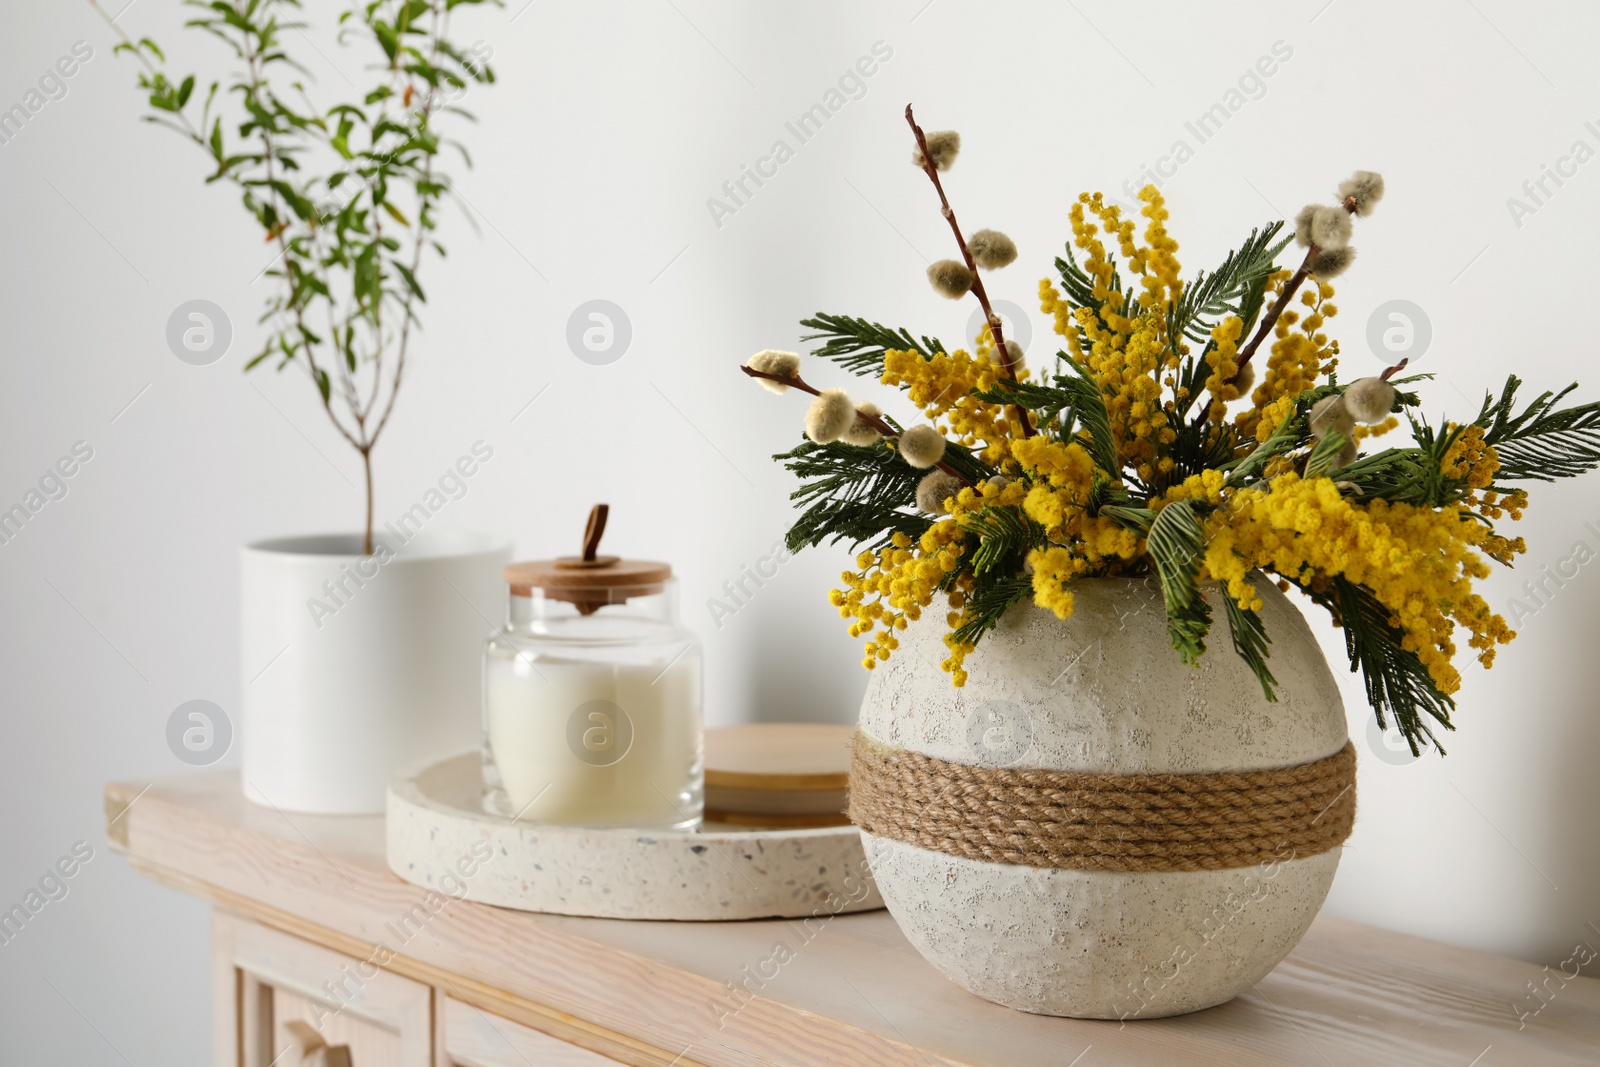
[1325,578,1455,754]
[1054,241,1131,328]
[95,0,497,552]
[799,313,944,379]
[1143,500,1213,665]
[1167,222,1288,346]
[977,357,1119,475]
[777,438,930,553]
[778,429,996,555]
[1223,588,1278,702]
[1475,376,1600,483]
[946,506,1045,648]
[950,574,1034,648]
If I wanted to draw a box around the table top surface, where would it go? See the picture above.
[105,774,1600,1067]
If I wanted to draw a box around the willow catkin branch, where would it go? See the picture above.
[905,104,1034,439]
[739,365,970,483]
[1195,198,1361,430]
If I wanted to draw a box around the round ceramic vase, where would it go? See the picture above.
[856,577,1350,1019]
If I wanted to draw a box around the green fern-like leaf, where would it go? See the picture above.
[956,505,1047,579]
[950,573,1034,648]
[1144,499,1212,663]
[799,313,944,379]
[1054,240,1135,325]
[1222,580,1278,702]
[777,439,930,553]
[972,378,1076,428]
[1304,429,1351,478]
[778,433,993,553]
[1220,397,1312,487]
[1167,222,1289,345]
[977,357,1118,476]
[1101,504,1155,533]
[1085,473,1131,516]
[1474,376,1600,482]
[1164,414,1239,492]
[1328,446,1443,505]
[1327,577,1455,755]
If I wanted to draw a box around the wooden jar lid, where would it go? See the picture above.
[504,558,672,597]
[704,724,855,828]
[504,503,670,605]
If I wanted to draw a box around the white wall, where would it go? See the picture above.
[3,0,1598,1061]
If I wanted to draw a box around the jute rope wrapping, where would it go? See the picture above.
[848,733,1357,873]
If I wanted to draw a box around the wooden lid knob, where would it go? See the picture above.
[503,504,671,602]
[553,506,622,571]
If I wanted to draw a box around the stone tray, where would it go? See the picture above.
[386,752,883,921]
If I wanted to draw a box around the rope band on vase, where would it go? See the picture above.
[847,733,1357,873]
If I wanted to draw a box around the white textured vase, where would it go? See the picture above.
[857,577,1349,1019]
[240,530,510,814]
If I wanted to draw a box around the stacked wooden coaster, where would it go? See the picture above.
[704,723,855,828]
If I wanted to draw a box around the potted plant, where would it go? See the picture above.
[740,106,1600,1018]
[100,0,508,813]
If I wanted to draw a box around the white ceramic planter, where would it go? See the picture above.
[856,577,1350,1019]
[240,530,510,814]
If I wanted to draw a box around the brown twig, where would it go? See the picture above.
[1235,250,1316,375]
[904,105,1034,439]
[1193,197,1362,430]
[1189,246,1313,432]
[740,366,971,484]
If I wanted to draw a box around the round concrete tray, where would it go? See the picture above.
[386,752,884,920]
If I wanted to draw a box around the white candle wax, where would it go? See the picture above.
[485,646,702,829]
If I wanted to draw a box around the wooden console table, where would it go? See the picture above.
[105,775,1600,1066]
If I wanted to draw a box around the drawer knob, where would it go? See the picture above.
[284,1020,354,1067]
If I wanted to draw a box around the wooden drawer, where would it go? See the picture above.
[213,912,432,1067]
[441,996,623,1066]
[212,913,633,1066]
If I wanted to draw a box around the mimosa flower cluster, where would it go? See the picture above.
[740,110,1600,755]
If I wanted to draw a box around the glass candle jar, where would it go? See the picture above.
[482,554,703,830]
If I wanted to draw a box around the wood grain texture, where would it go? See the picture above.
[273,987,405,1067]
[703,723,854,789]
[212,911,241,1067]
[216,913,433,1067]
[443,996,624,1066]
[148,859,712,1067]
[108,776,1600,1067]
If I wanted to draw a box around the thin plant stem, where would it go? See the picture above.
[904,105,1034,439]
[1195,199,1359,430]
[1190,246,1316,431]
[361,449,374,554]
[1234,249,1314,379]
